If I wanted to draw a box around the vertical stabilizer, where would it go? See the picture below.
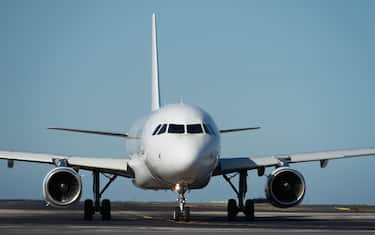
[151,13,160,111]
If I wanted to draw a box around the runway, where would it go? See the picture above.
[0,201,375,234]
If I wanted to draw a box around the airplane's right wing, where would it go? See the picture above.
[48,128,129,138]
[213,148,375,175]
[0,151,133,177]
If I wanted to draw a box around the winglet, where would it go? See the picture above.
[151,13,161,111]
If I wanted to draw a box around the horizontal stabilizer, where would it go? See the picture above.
[220,127,260,134]
[48,128,128,138]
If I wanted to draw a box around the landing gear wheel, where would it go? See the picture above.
[100,199,111,221]
[183,207,190,222]
[173,207,181,221]
[84,199,94,221]
[244,199,255,220]
[227,199,238,221]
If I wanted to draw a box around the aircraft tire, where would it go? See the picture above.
[227,199,238,220]
[173,207,181,221]
[184,207,190,222]
[244,199,255,220]
[101,199,111,221]
[83,199,94,221]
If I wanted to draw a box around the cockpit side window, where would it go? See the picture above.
[168,124,185,134]
[203,124,211,135]
[152,124,162,135]
[203,123,215,135]
[157,124,167,135]
[187,124,203,134]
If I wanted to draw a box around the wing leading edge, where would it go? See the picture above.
[213,148,375,176]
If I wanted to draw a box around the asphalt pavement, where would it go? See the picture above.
[0,201,374,234]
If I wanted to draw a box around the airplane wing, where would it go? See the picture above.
[213,148,375,176]
[48,128,129,138]
[0,151,133,177]
[220,127,260,133]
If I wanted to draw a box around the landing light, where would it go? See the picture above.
[174,184,181,192]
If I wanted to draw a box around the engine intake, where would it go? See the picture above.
[265,167,305,208]
[43,167,82,207]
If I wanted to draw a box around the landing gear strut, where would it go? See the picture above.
[83,170,117,221]
[173,184,190,222]
[223,170,254,221]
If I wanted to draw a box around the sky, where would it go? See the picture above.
[1,0,375,205]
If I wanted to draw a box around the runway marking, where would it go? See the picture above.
[335,207,352,211]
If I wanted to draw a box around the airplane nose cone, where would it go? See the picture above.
[173,149,201,173]
[158,142,216,184]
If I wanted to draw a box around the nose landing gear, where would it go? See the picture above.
[173,184,190,222]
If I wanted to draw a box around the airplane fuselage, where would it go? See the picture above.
[128,104,221,191]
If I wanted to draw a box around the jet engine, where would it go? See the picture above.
[265,167,305,208]
[43,167,82,207]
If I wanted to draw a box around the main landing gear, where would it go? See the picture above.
[172,184,190,222]
[223,170,255,221]
[83,170,117,221]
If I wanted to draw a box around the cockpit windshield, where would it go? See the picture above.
[187,124,203,134]
[152,124,162,135]
[158,124,167,134]
[152,123,214,135]
[168,124,185,134]
[203,123,214,135]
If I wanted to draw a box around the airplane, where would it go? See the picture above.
[1,13,375,222]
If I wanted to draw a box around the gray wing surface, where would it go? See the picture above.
[0,151,133,177]
[214,148,375,175]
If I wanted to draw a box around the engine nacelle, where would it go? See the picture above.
[265,167,305,208]
[43,167,82,207]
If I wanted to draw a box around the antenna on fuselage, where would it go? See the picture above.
[151,13,161,111]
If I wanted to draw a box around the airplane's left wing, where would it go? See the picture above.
[219,127,260,134]
[0,151,133,177]
[213,148,375,176]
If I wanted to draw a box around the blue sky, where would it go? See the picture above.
[1,0,375,204]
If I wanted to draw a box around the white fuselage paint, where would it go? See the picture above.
[127,103,221,191]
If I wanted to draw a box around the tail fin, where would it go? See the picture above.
[151,13,160,111]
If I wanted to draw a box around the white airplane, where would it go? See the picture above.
[1,14,375,222]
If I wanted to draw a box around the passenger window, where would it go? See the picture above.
[152,124,162,135]
[158,124,167,135]
[187,124,203,134]
[168,124,185,134]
